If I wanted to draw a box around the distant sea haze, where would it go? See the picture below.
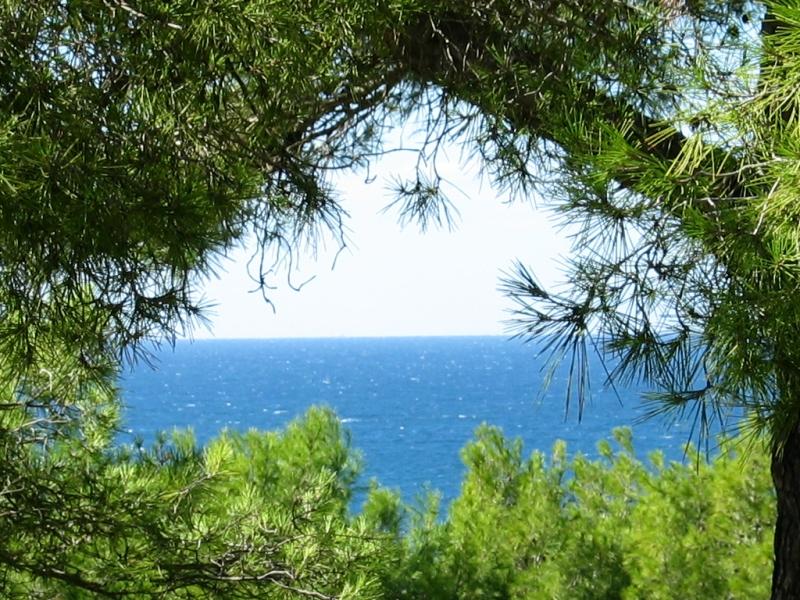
[120,336,714,505]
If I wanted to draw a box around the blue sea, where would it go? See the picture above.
[119,336,712,506]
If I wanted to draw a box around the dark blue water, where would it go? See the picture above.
[119,336,710,505]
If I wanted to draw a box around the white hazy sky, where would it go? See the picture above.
[195,137,572,339]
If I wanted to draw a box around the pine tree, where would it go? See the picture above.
[2,0,799,596]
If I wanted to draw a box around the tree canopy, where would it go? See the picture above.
[1,0,799,597]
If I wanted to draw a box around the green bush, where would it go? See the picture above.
[3,402,774,599]
[2,405,394,599]
[382,425,774,600]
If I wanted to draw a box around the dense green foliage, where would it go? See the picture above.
[3,403,774,598]
[382,425,774,599]
[1,0,799,594]
[2,405,392,598]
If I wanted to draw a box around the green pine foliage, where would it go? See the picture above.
[382,425,774,600]
[2,392,773,598]
[0,0,794,594]
[0,351,776,600]
[1,405,393,598]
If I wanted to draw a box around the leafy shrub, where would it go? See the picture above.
[381,425,774,600]
[3,402,774,599]
[2,406,394,599]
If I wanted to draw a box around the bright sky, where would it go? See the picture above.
[195,137,572,339]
